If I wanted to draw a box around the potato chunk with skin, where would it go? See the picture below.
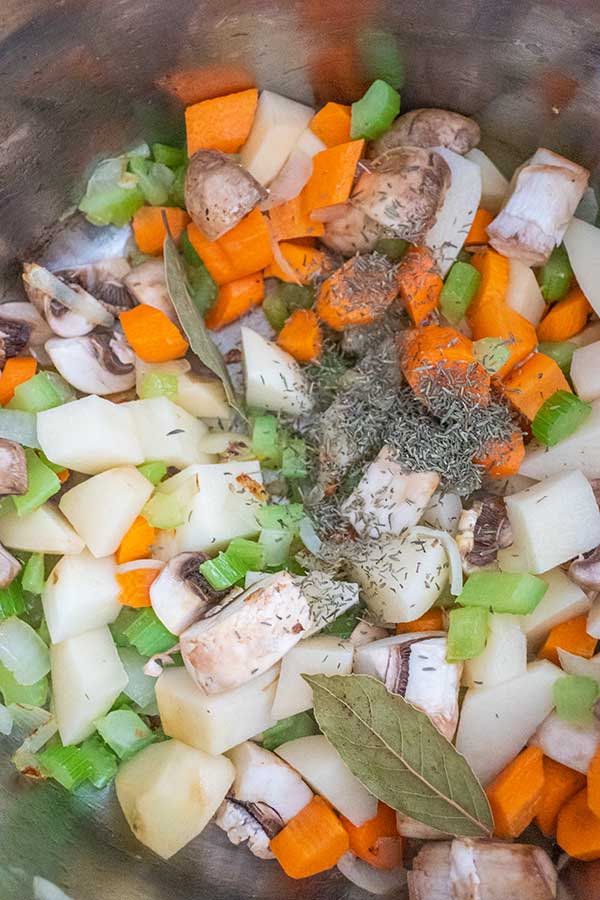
[184,150,266,241]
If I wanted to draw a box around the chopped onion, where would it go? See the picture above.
[266,219,302,284]
[309,202,348,223]
[558,648,600,684]
[0,617,50,685]
[9,703,52,732]
[411,525,463,596]
[143,643,180,678]
[12,714,57,774]
[260,149,313,210]
[0,702,13,735]
[115,559,164,575]
[23,263,114,327]
[337,852,407,895]
[0,409,39,448]
[299,516,322,555]
[119,645,158,712]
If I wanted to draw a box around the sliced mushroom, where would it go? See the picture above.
[488,148,589,266]
[369,108,481,159]
[0,439,28,496]
[214,800,274,860]
[530,711,600,774]
[0,542,21,588]
[456,495,512,573]
[351,147,451,243]
[0,316,30,365]
[60,258,134,315]
[23,266,114,338]
[321,203,384,256]
[569,546,600,592]
[45,331,136,396]
[185,150,267,241]
[149,551,231,636]
[0,302,53,349]
[124,259,177,323]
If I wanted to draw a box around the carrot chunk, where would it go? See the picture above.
[465,208,494,246]
[538,615,597,666]
[185,88,258,155]
[473,430,525,478]
[266,242,327,285]
[469,247,510,316]
[396,247,443,325]
[316,254,398,330]
[116,565,161,608]
[205,273,264,330]
[486,746,545,839]
[268,197,324,242]
[340,803,403,871]
[557,788,600,860]
[0,357,37,406]
[132,207,190,256]
[119,305,189,363]
[498,352,571,421]
[303,140,365,212]
[116,516,157,566]
[277,309,322,362]
[588,749,600,819]
[187,209,273,285]
[396,608,444,634]
[536,757,586,837]
[270,796,350,879]
[537,285,592,343]
[309,102,352,148]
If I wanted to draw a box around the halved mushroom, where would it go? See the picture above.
[184,150,267,241]
[22,263,116,337]
[0,302,52,350]
[60,258,134,316]
[321,203,384,256]
[569,546,600,592]
[456,495,512,573]
[45,331,136,395]
[0,316,31,365]
[124,259,176,323]
[369,108,481,159]
[149,551,231,636]
[351,147,451,243]
[0,542,21,589]
[0,439,28,496]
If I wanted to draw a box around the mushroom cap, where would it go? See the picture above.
[45,331,135,395]
[150,551,230,636]
[369,108,481,159]
[321,203,384,256]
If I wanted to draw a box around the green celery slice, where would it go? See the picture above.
[350,79,401,140]
[446,607,488,662]
[532,390,592,447]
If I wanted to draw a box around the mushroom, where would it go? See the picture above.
[185,150,267,241]
[530,712,600,774]
[179,572,311,694]
[321,203,384,255]
[0,316,31,365]
[0,302,52,349]
[341,446,440,539]
[60,258,134,316]
[149,551,231,635]
[123,259,177,323]
[298,570,360,636]
[0,542,21,589]
[354,633,462,740]
[214,801,274,860]
[408,839,557,900]
[0,439,28,496]
[45,331,136,395]
[487,148,589,266]
[569,546,600,593]
[22,263,116,337]
[369,108,481,159]
[455,495,512,573]
[351,147,451,243]
[348,620,390,648]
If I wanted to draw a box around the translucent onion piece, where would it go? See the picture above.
[0,409,39,448]
[309,202,348,223]
[411,525,463,596]
[23,264,114,327]
[299,516,322,555]
[8,703,52,732]
[266,220,302,284]
[337,852,407,896]
[12,716,58,774]
[0,617,50,685]
[119,645,159,711]
[558,649,600,684]
[261,149,313,210]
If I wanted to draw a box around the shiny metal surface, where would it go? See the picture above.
[1,0,600,896]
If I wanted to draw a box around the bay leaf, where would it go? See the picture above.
[305,673,493,838]
[163,233,242,415]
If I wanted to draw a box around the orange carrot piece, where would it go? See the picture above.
[396,247,443,325]
[537,285,592,343]
[538,615,597,666]
[465,208,494,245]
[277,309,323,362]
[116,565,161,608]
[302,140,365,212]
[469,302,537,378]
[270,796,350,879]
[268,196,325,242]
[57,469,70,484]
[468,248,510,317]
[185,88,258,155]
[396,607,444,634]
[340,803,403,871]
[116,516,157,566]
[132,207,190,256]
[187,224,238,285]
[119,304,189,363]
[266,242,326,285]
[316,254,398,330]
[557,789,600,861]
[498,352,571,421]
[0,357,37,405]
[309,102,352,148]
[187,210,273,286]
[588,750,600,819]
[205,273,264,330]
[473,430,525,478]
[536,758,586,837]
[486,746,545,839]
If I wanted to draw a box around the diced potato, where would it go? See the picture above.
[276,735,378,826]
[0,504,84,555]
[455,660,564,785]
[521,567,590,651]
[59,466,153,558]
[504,470,600,573]
[519,399,600,480]
[42,550,121,644]
[240,90,314,185]
[37,395,144,475]
[506,259,546,325]
[51,626,128,745]
[570,341,600,402]
[295,127,326,158]
[115,739,234,859]
[135,358,232,422]
[271,636,354,720]
[347,536,449,623]
[421,491,462,534]
[424,148,482,275]
[530,712,600,774]
[241,327,313,416]
[125,398,211,469]
[465,148,508,213]
[463,614,526,690]
[156,665,278,755]
[563,216,600,317]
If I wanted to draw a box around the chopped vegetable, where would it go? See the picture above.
[151,143,186,168]
[485,746,544,839]
[38,744,94,791]
[473,430,525,478]
[396,608,444,634]
[259,528,293,567]
[317,254,397,330]
[185,88,258,155]
[123,608,177,656]
[282,437,308,479]
[396,246,443,325]
[251,415,282,467]
[13,450,60,517]
[539,616,597,666]
[0,580,26,619]
[469,292,537,378]
[553,675,599,725]
[499,352,572,421]
[0,357,37,406]
[556,788,600,860]
[538,243,574,302]
[141,491,188,530]
[465,208,493,245]
[374,237,408,261]
[188,208,273,285]
[537,285,591,342]
[79,735,118,789]
[200,537,266,590]
[536,757,585,836]
[116,562,161,608]
[261,710,320,751]
[21,552,44,594]
[340,803,403,871]
[472,337,510,374]
[137,461,168,486]
[116,516,156,566]
[95,709,156,760]
[303,140,365,212]
[268,194,324,243]
[537,339,577,376]
[8,371,73,413]
[79,157,145,227]
[0,616,50,685]
[205,273,264,330]
[129,158,176,207]
[264,282,315,332]
[468,247,509,314]
[119,304,189,363]
[0,662,47,705]
[439,260,481,324]
[270,795,350,879]
[446,606,488,662]
[277,309,322,362]
[138,372,178,400]
[532,390,592,446]
[309,102,352,147]
[457,571,547,615]
[265,241,326,285]
[0,409,38,449]
[587,749,600,819]
[350,80,401,141]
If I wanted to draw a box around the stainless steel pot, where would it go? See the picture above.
[1,1,600,897]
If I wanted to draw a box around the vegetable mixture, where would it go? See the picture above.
[2,73,600,899]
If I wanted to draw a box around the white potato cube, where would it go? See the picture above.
[521,567,590,650]
[135,359,232,422]
[465,148,508,213]
[424,148,482,275]
[240,90,314,185]
[296,127,326,157]
[563,217,600,318]
[276,735,378,826]
[519,399,600,480]
[455,660,564,785]
[115,739,234,859]
[37,395,144,475]
[463,614,526,690]
[570,342,600,402]
[0,504,84,555]
[42,550,121,644]
[271,636,354,720]
[242,327,312,416]
[506,259,546,325]
[421,491,462,535]
[126,398,211,469]
[59,466,153,558]
[347,536,449,623]
[51,626,128,745]
[530,713,600,774]
[505,470,600,573]
[156,666,278,755]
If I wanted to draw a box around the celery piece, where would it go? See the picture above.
[227,538,266,573]
[151,143,186,168]
[374,237,408,261]
[119,646,158,711]
[123,609,176,656]
[351,79,401,141]
[137,460,167,486]
[21,553,45,595]
[13,450,60,517]
[128,158,174,206]
[256,503,305,534]
[110,607,140,647]
[538,341,577,377]
[0,580,26,619]
[252,415,281,467]
[0,662,47,705]
[79,735,118,789]
[282,438,308,479]
[200,552,244,590]
[276,282,315,313]
[139,372,178,400]
[538,244,573,302]
[38,744,94,791]
[440,261,481,325]
[532,390,592,447]
[79,158,145,227]
[0,409,39,448]
[446,607,488,662]
[259,528,293,568]
[472,338,511,375]
[95,709,156,760]
[8,372,71,413]
[142,492,187,529]
[263,292,290,332]
[457,571,548,615]
[261,711,320,752]
[554,675,599,725]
